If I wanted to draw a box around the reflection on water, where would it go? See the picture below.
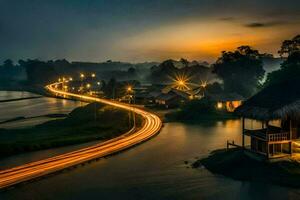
[0,91,39,100]
[1,120,299,200]
[0,91,84,122]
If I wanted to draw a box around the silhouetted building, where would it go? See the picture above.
[235,79,300,159]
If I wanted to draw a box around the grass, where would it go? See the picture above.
[0,102,142,157]
[193,148,300,188]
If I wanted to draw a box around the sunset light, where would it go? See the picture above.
[0,1,299,199]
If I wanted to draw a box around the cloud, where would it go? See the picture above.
[219,17,236,21]
[244,21,285,28]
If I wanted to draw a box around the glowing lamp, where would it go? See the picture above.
[217,102,223,109]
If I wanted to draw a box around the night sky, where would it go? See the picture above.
[1,0,299,62]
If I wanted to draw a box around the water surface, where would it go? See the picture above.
[0,91,84,125]
[1,120,300,200]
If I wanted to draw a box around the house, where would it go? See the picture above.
[235,79,300,159]
[208,93,244,112]
[155,88,190,108]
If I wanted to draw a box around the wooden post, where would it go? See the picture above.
[290,118,293,140]
[266,141,269,159]
[242,117,245,148]
[290,119,293,155]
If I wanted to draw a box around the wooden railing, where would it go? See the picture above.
[268,132,290,142]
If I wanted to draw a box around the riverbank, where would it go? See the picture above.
[0,102,142,157]
[165,111,237,123]
[193,148,300,188]
[163,99,238,123]
[0,96,42,103]
[0,114,67,125]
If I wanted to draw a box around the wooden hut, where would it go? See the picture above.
[155,88,190,108]
[235,79,300,159]
[208,93,244,112]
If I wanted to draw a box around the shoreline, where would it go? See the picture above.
[0,114,68,125]
[0,102,142,158]
[193,148,300,188]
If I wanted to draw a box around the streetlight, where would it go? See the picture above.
[91,73,96,78]
[175,79,188,91]
[178,80,185,86]
[200,80,207,97]
[86,83,91,89]
[126,85,135,128]
[69,77,73,81]
[80,73,85,94]
[63,85,68,91]
[171,73,190,91]
[127,86,132,93]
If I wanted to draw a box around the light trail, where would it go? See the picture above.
[0,82,162,189]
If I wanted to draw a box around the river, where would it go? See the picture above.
[0,91,84,128]
[0,92,300,200]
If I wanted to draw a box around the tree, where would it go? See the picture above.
[180,58,189,67]
[265,35,300,86]
[265,51,300,86]
[206,82,223,94]
[3,59,14,68]
[149,59,177,83]
[212,46,265,97]
[103,78,117,98]
[22,59,58,85]
[278,35,300,57]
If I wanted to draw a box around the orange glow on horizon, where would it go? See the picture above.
[120,19,296,61]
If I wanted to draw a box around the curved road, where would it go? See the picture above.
[0,82,162,189]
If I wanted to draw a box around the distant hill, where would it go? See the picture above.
[71,61,157,72]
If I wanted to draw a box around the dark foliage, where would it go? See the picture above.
[278,35,300,57]
[265,51,300,86]
[166,98,235,122]
[102,78,140,99]
[212,46,265,97]
[149,59,213,84]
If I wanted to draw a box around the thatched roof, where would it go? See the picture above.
[207,92,244,102]
[235,79,300,120]
[156,89,190,101]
